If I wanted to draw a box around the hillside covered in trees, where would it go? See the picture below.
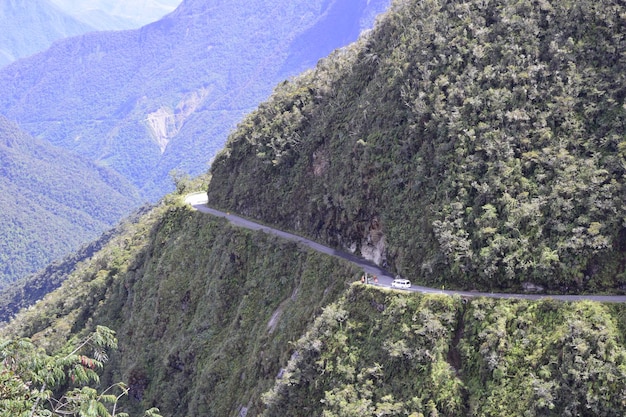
[0,116,142,287]
[207,0,626,294]
[2,194,625,416]
[2,0,626,416]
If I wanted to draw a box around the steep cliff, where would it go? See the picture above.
[3,0,626,415]
[3,195,626,416]
[207,0,626,293]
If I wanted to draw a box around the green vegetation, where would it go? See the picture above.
[208,0,626,293]
[0,204,153,322]
[0,116,143,287]
[262,285,626,416]
[2,186,625,416]
[3,0,626,415]
[0,325,161,417]
[1,192,361,416]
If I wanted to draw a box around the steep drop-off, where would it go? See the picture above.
[262,285,626,416]
[3,194,626,416]
[3,0,626,415]
[207,0,626,293]
[2,194,361,416]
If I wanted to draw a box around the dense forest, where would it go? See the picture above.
[1,189,361,416]
[0,116,142,287]
[0,204,152,322]
[207,0,626,293]
[2,194,625,416]
[2,0,626,415]
[263,285,626,416]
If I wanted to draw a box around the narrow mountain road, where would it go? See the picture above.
[185,192,626,303]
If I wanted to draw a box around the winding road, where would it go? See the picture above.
[185,192,626,303]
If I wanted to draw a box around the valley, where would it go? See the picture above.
[1,0,626,415]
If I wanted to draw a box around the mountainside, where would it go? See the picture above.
[262,286,626,417]
[0,116,142,287]
[0,0,95,67]
[0,204,152,323]
[1,194,362,416]
[3,0,626,416]
[3,194,626,416]
[0,0,391,200]
[207,0,626,293]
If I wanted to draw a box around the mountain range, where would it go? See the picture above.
[0,0,391,200]
[0,0,390,285]
[1,0,626,416]
[0,0,94,67]
[49,0,182,30]
[0,0,183,69]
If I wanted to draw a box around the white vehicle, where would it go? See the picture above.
[391,278,411,289]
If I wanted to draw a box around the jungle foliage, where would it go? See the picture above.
[1,192,361,416]
[262,285,626,417]
[3,0,626,415]
[0,204,153,323]
[0,325,161,417]
[3,185,625,416]
[207,0,626,293]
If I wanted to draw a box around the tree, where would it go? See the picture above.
[0,325,161,417]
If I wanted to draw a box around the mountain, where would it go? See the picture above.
[0,0,95,67]
[0,0,391,200]
[0,0,182,69]
[0,203,152,323]
[48,0,182,30]
[207,0,626,294]
[2,0,626,416]
[3,193,626,416]
[0,116,142,287]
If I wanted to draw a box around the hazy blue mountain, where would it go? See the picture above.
[0,0,391,200]
[0,0,183,68]
[48,0,182,30]
[0,0,95,67]
[0,116,142,287]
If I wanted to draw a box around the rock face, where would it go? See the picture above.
[145,88,210,153]
[361,216,386,266]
